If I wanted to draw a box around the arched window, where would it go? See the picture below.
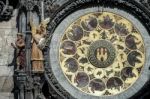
[19,12,26,33]
[32,11,39,27]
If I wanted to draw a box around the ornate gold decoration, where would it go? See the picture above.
[59,12,145,96]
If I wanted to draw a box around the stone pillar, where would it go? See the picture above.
[24,2,34,99]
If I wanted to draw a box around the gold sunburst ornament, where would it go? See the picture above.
[59,12,145,96]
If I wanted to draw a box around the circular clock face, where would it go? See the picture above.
[59,12,145,96]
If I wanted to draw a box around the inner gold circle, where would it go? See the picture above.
[88,40,116,68]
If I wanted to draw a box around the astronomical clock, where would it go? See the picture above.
[0,0,150,99]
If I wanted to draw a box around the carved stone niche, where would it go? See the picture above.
[44,0,150,99]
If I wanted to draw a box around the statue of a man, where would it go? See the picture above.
[30,18,50,73]
[11,33,25,71]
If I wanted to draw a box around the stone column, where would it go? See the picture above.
[24,3,33,99]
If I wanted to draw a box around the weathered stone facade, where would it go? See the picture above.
[0,9,18,99]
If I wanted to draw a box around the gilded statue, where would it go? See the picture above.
[30,18,50,72]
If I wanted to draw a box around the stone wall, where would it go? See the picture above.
[0,9,18,99]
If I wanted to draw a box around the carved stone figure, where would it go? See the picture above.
[30,18,50,73]
[0,0,14,21]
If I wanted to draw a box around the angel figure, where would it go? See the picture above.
[30,18,50,72]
